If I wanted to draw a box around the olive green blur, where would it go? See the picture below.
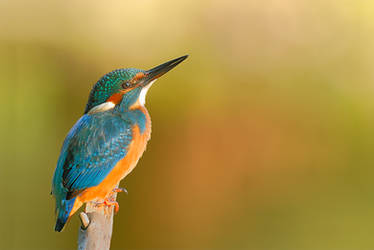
[1,1,374,249]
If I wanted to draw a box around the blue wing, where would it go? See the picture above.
[53,112,132,199]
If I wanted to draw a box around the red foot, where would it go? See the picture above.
[95,199,120,213]
[104,199,120,213]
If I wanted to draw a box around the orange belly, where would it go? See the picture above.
[69,122,150,216]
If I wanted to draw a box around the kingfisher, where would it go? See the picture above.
[51,55,188,232]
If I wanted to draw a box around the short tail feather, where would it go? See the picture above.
[55,217,67,232]
[55,198,76,232]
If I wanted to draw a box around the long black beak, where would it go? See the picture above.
[145,55,188,82]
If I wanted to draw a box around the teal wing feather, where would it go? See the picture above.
[52,112,132,200]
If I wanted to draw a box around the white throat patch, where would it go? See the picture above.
[139,80,156,106]
[87,101,115,114]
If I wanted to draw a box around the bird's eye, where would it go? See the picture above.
[121,82,130,88]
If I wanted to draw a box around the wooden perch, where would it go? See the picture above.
[77,191,118,250]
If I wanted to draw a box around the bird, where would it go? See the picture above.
[51,55,188,232]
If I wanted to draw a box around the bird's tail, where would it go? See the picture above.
[55,197,76,232]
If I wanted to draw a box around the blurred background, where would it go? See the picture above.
[1,0,374,249]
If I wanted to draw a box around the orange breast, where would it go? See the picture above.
[69,107,151,216]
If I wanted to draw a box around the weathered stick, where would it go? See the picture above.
[77,192,118,250]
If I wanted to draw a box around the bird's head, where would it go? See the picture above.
[84,55,188,114]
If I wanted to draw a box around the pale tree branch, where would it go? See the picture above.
[77,191,118,250]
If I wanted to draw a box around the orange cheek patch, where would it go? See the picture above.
[106,92,124,104]
[105,84,139,106]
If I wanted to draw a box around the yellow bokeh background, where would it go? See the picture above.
[1,1,374,249]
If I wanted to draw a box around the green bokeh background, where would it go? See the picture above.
[1,1,374,249]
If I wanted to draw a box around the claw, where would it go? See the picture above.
[113,187,128,195]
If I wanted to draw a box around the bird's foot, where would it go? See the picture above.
[113,187,128,195]
[94,198,120,213]
[104,199,120,213]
